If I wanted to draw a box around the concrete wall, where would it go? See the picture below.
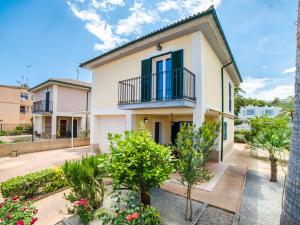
[0,138,90,157]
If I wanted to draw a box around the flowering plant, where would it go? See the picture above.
[0,196,38,225]
[71,198,93,225]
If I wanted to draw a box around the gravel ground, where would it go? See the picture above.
[151,188,204,225]
[238,170,284,225]
[196,206,234,225]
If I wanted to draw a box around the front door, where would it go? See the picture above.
[73,119,78,138]
[60,120,67,137]
[45,91,50,112]
[171,122,180,144]
[154,122,161,143]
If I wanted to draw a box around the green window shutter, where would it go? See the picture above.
[171,49,184,99]
[141,58,152,102]
[229,83,232,112]
[223,122,228,141]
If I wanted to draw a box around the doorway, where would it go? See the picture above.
[154,122,161,143]
[73,119,78,138]
[60,120,67,137]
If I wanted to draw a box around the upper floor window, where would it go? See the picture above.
[229,83,232,112]
[20,106,30,114]
[265,109,273,116]
[20,93,29,100]
[247,109,255,116]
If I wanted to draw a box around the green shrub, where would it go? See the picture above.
[15,126,24,131]
[62,155,108,224]
[0,131,7,136]
[234,133,246,143]
[0,168,68,199]
[7,129,23,136]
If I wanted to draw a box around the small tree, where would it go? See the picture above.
[108,126,175,206]
[176,122,220,221]
[249,116,291,182]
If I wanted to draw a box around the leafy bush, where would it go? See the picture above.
[0,195,38,225]
[62,155,108,224]
[1,168,68,199]
[234,133,246,143]
[176,121,219,221]
[7,129,23,136]
[98,191,163,225]
[80,129,90,138]
[15,126,24,132]
[0,131,7,136]
[108,126,175,205]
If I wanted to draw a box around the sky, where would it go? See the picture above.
[0,0,297,101]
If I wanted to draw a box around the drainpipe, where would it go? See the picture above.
[221,60,233,162]
[86,91,89,130]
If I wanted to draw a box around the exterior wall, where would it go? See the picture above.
[239,106,282,120]
[57,86,90,113]
[0,138,90,157]
[0,86,32,126]
[202,35,235,153]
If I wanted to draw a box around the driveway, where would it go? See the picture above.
[0,146,94,182]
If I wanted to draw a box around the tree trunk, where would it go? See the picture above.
[141,190,151,206]
[280,0,300,224]
[270,157,277,182]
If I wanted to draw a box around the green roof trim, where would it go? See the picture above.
[80,7,242,82]
[29,79,91,92]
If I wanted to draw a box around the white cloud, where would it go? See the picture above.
[67,1,126,51]
[251,85,294,101]
[156,0,222,15]
[90,0,124,11]
[282,66,296,74]
[157,0,180,12]
[240,76,268,96]
[116,2,158,36]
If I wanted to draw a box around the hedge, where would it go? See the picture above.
[0,167,68,199]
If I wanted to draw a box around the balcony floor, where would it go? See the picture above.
[118,98,196,110]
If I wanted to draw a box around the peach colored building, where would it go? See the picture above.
[0,85,32,130]
[29,79,91,139]
[81,8,242,162]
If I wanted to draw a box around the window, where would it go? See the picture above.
[223,122,228,141]
[20,93,29,100]
[247,109,255,116]
[229,83,232,112]
[265,109,273,116]
[20,106,26,113]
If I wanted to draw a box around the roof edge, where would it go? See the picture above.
[29,79,91,92]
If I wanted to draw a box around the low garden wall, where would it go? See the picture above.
[0,138,90,157]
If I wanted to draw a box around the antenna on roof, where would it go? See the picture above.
[76,68,80,80]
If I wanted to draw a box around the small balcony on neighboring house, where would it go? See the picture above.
[118,67,196,110]
[33,100,53,113]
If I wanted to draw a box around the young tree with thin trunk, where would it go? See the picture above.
[280,0,300,223]
[176,122,219,221]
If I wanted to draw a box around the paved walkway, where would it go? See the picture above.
[0,146,94,182]
[238,151,286,225]
[161,144,250,213]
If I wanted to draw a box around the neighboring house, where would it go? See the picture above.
[29,79,91,139]
[0,85,32,130]
[239,106,282,120]
[81,7,242,161]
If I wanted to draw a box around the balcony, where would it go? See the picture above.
[118,67,196,110]
[33,100,53,113]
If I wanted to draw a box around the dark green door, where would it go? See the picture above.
[171,49,184,99]
[141,59,152,102]
[45,91,50,112]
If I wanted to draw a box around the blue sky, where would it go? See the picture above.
[0,0,297,100]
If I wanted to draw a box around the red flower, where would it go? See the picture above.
[75,198,89,207]
[21,207,27,212]
[0,203,4,208]
[132,212,139,220]
[16,220,25,225]
[33,209,38,214]
[12,195,19,201]
[30,218,38,225]
[6,214,12,219]
[126,214,133,222]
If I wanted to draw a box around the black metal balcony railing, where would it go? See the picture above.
[33,100,53,113]
[118,67,196,104]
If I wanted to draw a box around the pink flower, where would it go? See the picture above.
[33,209,38,214]
[30,218,38,225]
[75,198,89,207]
[21,207,27,212]
[6,214,12,219]
[12,195,19,201]
[0,203,4,208]
[132,212,139,220]
[126,214,133,222]
[16,220,25,225]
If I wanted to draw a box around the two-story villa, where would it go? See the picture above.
[0,85,32,130]
[29,79,91,139]
[81,7,242,161]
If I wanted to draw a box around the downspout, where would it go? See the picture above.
[221,60,233,161]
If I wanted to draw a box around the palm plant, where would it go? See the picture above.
[280,0,300,223]
[249,116,291,182]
